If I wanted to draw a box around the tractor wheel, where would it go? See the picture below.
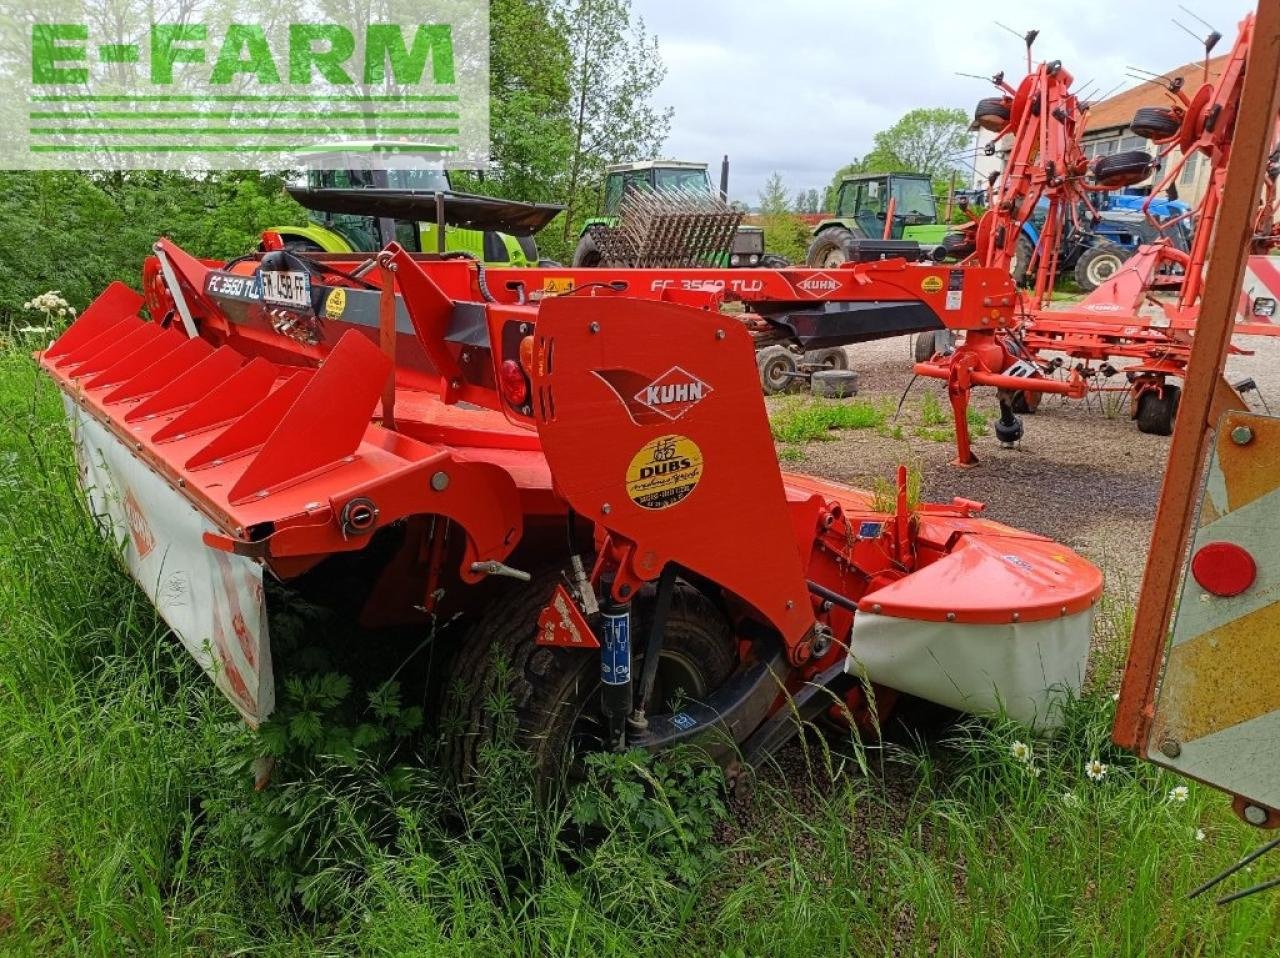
[1092,150,1152,189]
[760,253,791,268]
[439,571,738,784]
[1074,243,1128,292]
[1010,233,1036,287]
[283,238,325,253]
[811,370,860,398]
[804,347,848,370]
[1130,106,1181,142]
[806,227,858,268]
[571,231,603,268]
[941,231,976,259]
[914,331,939,363]
[1136,385,1181,436]
[757,346,798,394]
[974,97,1012,132]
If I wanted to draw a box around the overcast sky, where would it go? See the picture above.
[633,0,1253,203]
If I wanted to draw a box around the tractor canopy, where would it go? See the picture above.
[815,172,941,241]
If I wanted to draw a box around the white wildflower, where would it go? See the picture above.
[1026,764,1042,778]
[1195,828,1206,842]
[1168,785,1189,803]
[1085,758,1108,782]
[1010,740,1033,763]
[1062,791,1081,808]
[1111,692,1120,702]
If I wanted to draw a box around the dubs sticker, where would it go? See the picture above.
[921,275,943,294]
[625,434,703,510]
[323,287,346,319]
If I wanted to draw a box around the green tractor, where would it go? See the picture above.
[269,143,563,266]
[806,172,954,267]
[572,159,788,268]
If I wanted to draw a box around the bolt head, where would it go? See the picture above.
[601,503,612,514]
[1159,738,1182,759]
[1231,425,1254,446]
[430,471,449,491]
[589,321,600,334]
[945,611,957,622]
[871,603,882,614]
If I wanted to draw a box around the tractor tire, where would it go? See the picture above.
[1092,150,1152,189]
[811,369,860,398]
[1010,233,1036,287]
[760,253,791,268]
[1136,385,1181,436]
[571,231,604,267]
[806,227,859,268]
[974,97,1012,133]
[803,347,848,370]
[1130,106,1181,142]
[758,346,798,394]
[283,238,325,253]
[1074,243,1128,292]
[941,231,976,259]
[439,570,737,784]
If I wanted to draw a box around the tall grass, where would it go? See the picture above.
[2,342,1279,955]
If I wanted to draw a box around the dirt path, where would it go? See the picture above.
[776,333,1280,599]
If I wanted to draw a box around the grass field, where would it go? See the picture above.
[2,341,1279,956]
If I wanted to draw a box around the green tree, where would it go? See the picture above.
[757,171,790,214]
[559,0,672,243]
[865,107,971,179]
[756,172,809,263]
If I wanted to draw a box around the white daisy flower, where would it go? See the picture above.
[1168,785,1189,803]
[1085,758,1108,782]
[1010,740,1032,763]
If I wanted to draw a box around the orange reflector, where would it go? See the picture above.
[518,335,535,374]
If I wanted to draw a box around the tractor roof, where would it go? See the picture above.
[838,171,932,184]
[291,141,452,168]
[605,159,709,174]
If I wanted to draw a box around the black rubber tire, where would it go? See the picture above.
[1010,233,1036,287]
[1092,150,1152,188]
[974,96,1012,132]
[1130,106,1181,142]
[805,227,860,267]
[760,253,791,268]
[994,415,1024,445]
[1136,385,1181,436]
[439,571,737,784]
[516,235,539,263]
[803,347,848,370]
[1010,389,1042,414]
[914,331,939,363]
[758,345,798,394]
[571,231,603,267]
[1074,243,1128,292]
[810,369,860,398]
[941,231,976,259]
[282,238,325,253]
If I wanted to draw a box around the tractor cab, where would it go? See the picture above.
[269,143,562,266]
[600,160,716,216]
[806,172,951,267]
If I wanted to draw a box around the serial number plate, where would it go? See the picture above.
[259,270,310,308]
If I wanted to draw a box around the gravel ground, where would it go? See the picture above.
[775,332,1280,599]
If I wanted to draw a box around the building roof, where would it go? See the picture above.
[1084,54,1228,134]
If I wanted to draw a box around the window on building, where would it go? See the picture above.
[1181,152,1201,185]
[1120,135,1147,153]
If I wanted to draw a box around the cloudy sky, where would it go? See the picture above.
[634,0,1253,203]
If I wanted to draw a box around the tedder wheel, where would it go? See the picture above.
[440,571,738,784]
[1074,243,1128,292]
[914,330,956,363]
[811,369,860,398]
[941,231,976,259]
[571,230,604,267]
[1010,233,1036,287]
[805,227,858,268]
[283,238,326,253]
[760,253,791,268]
[1136,384,1181,436]
[1130,106,1181,142]
[1010,389,1043,414]
[1092,150,1152,189]
[803,347,848,371]
[974,96,1011,132]
[757,345,798,394]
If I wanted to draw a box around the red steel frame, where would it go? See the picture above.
[1114,0,1280,826]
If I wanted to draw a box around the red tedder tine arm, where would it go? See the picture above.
[227,331,392,504]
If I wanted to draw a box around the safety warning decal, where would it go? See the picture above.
[920,275,943,294]
[323,287,347,319]
[625,434,704,510]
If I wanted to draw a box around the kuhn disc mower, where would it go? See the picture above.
[39,241,1101,778]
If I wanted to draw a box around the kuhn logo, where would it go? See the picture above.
[795,272,840,296]
[123,488,155,559]
[634,366,713,421]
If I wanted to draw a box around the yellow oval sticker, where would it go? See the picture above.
[324,287,347,319]
[921,275,943,294]
[625,434,703,510]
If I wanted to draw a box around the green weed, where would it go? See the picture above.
[769,397,888,443]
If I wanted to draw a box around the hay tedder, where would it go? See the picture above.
[39,236,1102,779]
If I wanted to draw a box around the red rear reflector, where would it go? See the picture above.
[500,358,529,407]
[1190,542,1257,597]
